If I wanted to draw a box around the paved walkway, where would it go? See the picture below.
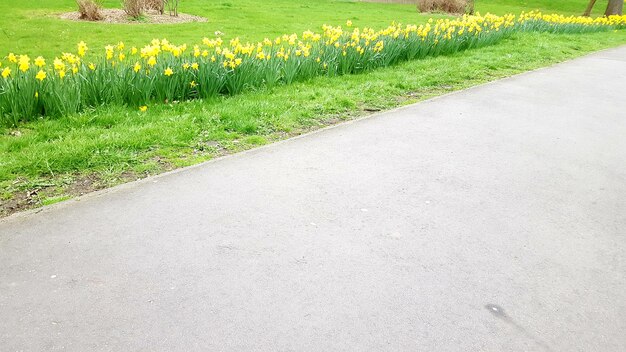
[2,47,626,351]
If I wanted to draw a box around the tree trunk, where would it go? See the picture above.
[605,0,624,16]
[583,0,597,16]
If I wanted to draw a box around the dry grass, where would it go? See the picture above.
[417,0,468,14]
[123,0,143,18]
[60,9,206,24]
[76,0,103,21]
[143,0,165,14]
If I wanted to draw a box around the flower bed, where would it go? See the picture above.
[1,11,625,126]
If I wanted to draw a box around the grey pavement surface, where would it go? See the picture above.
[1,46,626,351]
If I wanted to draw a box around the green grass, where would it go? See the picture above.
[0,0,625,216]
[41,195,71,206]
[478,0,604,15]
[0,0,604,58]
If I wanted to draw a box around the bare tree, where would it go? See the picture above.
[604,0,623,15]
[583,0,597,16]
[584,0,624,16]
[164,0,179,17]
[143,0,165,14]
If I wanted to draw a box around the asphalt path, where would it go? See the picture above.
[1,46,625,351]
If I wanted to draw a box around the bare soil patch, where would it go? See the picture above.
[60,9,207,24]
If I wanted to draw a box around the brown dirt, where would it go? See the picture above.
[0,173,137,218]
[60,9,207,24]
[1,189,39,217]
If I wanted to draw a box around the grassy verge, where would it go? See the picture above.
[2,30,625,216]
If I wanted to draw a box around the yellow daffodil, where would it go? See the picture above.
[105,45,114,60]
[34,56,46,68]
[35,70,46,81]
[77,41,88,57]
[1,67,11,78]
[18,55,30,71]
[139,105,148,112]
[133,62,141,72]
[164,67,174,76]
[53,58,65,71]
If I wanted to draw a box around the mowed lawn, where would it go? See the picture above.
[0,0,606,57]
[1,0,625,216]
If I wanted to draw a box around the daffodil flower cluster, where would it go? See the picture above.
[520,11,626,30]
[1,12,625,125]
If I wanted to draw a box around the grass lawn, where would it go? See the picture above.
[0,0,606,58]
[1,0,625,216]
